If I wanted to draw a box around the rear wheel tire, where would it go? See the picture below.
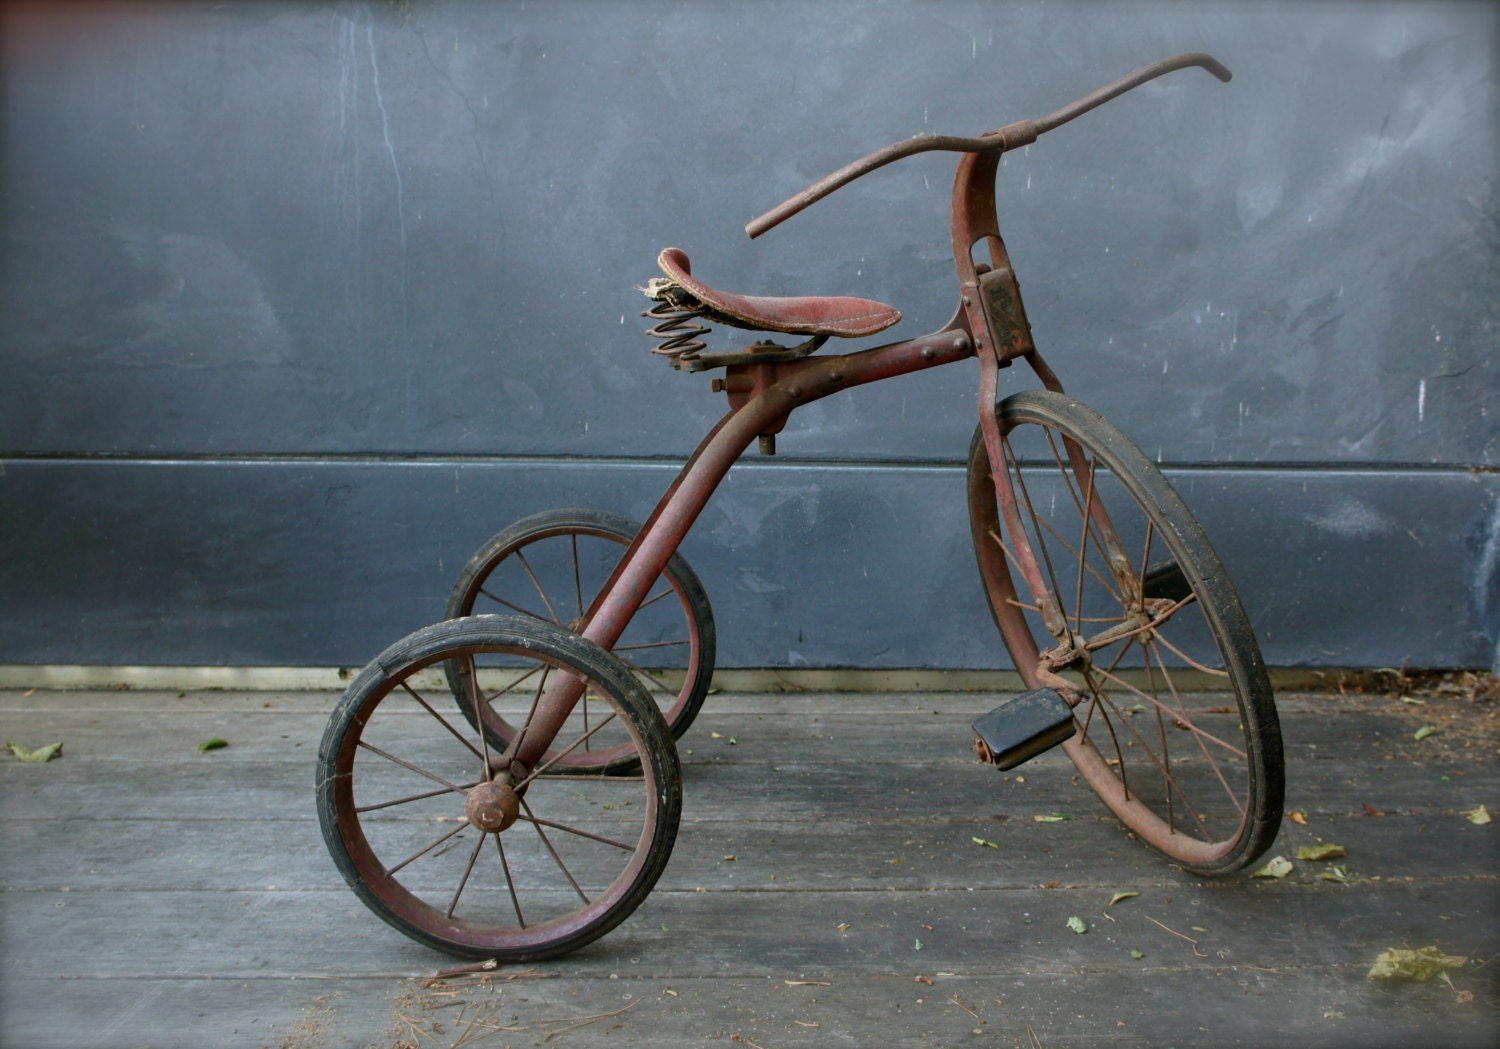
[444,508,715,773]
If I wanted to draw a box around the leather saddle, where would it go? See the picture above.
[654,247,901,339]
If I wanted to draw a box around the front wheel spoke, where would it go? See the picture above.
[1088,663,1247,759]
[356,740,467,794]
[1085,675,1218,838]
[1044,430,1127,595]
[445,830,489,918]
[1137,520,1157,597]
[1146,661,1176,830]
[518,812,636,852]
[1079,595,1194,655]
[387,820,470,876]
[1080,678,1133,801]
[999,472,1124,611]
[1074,457,1098,635]
[1144,642,1246,816]
[1007,442,1075,631]
[1030,509,1126,608]
[1150,622,1233,678]
[521,796,590,904]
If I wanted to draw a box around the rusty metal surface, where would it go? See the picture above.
[745,52,1229,239]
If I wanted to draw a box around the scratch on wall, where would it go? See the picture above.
[366,21,408,317]
[366,18,412,420]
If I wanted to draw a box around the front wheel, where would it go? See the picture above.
[317,615,681,960]
[967,390,1283,875]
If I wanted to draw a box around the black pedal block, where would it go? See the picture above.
[973,688,1077,771]
[1142,560,1193,602]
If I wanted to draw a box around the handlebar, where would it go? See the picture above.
[746,52,1231,239]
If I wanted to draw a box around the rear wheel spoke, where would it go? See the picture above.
[318,617,681,960]
[445,831,489,918]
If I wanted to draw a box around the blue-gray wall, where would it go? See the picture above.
[2,0,1496,671]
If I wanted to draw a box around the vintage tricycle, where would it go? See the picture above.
[317,52,1285,960]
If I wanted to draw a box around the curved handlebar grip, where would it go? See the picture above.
[1033,51,1230,135]
[746,51,1231,239]
[745,123,1037,239]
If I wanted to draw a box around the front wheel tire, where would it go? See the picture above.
[967,389,1284,874]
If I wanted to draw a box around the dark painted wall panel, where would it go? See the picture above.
[3,2,1495,463]
[1,1,1496,671]
[1,457,1493,670]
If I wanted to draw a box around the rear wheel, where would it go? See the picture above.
[967,389,1283,874]
[318,615,680,960]
[445,508,715,773]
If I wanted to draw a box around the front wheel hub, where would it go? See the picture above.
[465,780,521,833]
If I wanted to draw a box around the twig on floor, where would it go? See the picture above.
[1144,914,1208,958]
[429,959,498,981]
[450,1001,524,1049]
[536,997,643,1042]
[398,1013,443,1046]
[420,965,552,989]
[946,993,978,1018]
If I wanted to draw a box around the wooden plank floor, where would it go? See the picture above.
[1,685,1495,1049]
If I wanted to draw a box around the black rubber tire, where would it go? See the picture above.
[444,508,715,774]
[317,615,681,960]
[967,389,1283,875]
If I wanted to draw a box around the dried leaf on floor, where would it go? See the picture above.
[1319,864,1352,884]
[1367,946,1468,984]
[1107,891,1139,907]
[198,738,229,752]
[5,740,62,763]
[1033,814,1070,823]
[1066,916,1088,934]
[1297,843,1347,861]
[971,837,999,848]
[1462,805,1491,825]
[1413,725,1438,741]
[1251,855,1293,879]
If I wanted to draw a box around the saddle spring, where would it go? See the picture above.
[642,278,711,364]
